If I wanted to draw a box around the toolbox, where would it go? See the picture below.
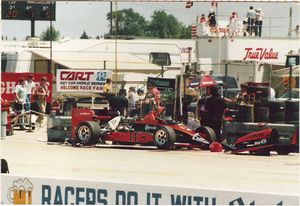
[47,115,72,142]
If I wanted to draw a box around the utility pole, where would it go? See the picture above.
[110,1,113,36]
[288,7,292,37]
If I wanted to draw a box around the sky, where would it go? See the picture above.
[1,1,300,40]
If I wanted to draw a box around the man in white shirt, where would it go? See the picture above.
[268,87,276,101]
[25,74,35,111]
[255,8,264,37]
[14,78,27,111]
[246,6,256,36]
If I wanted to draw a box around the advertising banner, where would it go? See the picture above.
[1,175,298,205]
[56,69,112,92]
[147,77,176,116]
[147,77,176,104]
[1,72,52,103]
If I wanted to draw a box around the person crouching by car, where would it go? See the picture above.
[203,86,226,142]
[34,76,48,127]
[109,89,129,117]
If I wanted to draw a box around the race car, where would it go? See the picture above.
[71,108,217,150]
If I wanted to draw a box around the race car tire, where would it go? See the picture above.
[269,111,285,123]
[285,100,299,112]
[276,148,291,155]
[268,101,285,112]
[285,111,299,123]
[195,126,217,143]
[76,121,101,146]
[254,107,269,122]
[153,126,176,150]
[237,105,253,122]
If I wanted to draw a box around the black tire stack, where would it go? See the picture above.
[254,101,269,122]
[285,100,299,124]
[268,101,285,123]
[237,104,253,122]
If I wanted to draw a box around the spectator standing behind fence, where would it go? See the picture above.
[246,6,256,36]
[228,12,239,37]
[25,74,35,111]
[14,78,27,111]
[208,9,218,36]
[255,8,264,37]
[34,76,48,127]
[200,14,206,23]
[242,19,249,36]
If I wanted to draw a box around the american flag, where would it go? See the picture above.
[186,1,193,8]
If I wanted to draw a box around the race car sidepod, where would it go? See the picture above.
[222,128,279,155]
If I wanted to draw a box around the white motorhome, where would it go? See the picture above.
[1,39,196,94]
[194,36,300,91]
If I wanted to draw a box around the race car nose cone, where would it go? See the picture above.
[209,141,223,152]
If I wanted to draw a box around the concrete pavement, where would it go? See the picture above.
[0,124,299,197]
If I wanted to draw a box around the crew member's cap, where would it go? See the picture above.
[137,88,144,93]
[28,74,34,78]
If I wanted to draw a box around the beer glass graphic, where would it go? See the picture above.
[7,178,33,204]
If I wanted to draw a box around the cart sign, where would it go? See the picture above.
[1,72,52,103]
[56,69,112,92]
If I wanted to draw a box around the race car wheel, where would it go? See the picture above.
[76,121,101,145]
[195,126,217,143]
[154,126,176,150]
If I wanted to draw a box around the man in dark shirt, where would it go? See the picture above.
[109,89,129,116]
[203,86,226,142]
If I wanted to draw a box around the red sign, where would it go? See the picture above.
[1,72,52,103]
[243,48,279,61]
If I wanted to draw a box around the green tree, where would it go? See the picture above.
[178,25,192,39]
[107,8,148,37]
[40,26,60,41]
[148,10,182,38]
[80,30,89,39]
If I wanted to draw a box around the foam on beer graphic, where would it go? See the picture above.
[7,178,33,204]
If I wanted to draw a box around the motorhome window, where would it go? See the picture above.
[1,53,8,72]
[34,60,49,73]
[149,52,171,66]
[288,57,297,67]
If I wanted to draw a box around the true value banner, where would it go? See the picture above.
[1,175,298,205]
[56,69,112,92]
